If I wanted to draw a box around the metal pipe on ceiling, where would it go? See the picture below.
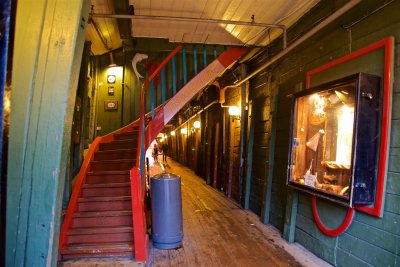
[173,100,218,132]
[234,0,362,86]
[91,13,287,49]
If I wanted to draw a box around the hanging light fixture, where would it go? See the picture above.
[170,130,176,136]
[108,51,117,67]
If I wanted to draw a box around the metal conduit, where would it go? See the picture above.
[173,100,218,132]
[91,13,287,49]
[234,0,362,86]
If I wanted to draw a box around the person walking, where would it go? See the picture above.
[152,143,159,163]
[161,142,169,163]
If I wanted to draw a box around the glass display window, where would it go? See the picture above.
[287,73,381,206]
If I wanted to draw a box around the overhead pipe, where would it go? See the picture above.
[91,13,287,49]
[173,100,219,132]
[88,5,111,51]
[233,0,362,86]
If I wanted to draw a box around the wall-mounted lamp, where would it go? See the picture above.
[228,105,240,116]
[170,130,176,136]
[180,128,188,135]
[193,120,201,129]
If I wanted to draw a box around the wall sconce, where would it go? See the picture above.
[228,105,241,121]
[170,130,176,136]
[180,128,188,135]
[228,105,240,116]
[193,120,201,129]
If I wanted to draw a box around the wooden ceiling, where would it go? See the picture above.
[87,0,320,55]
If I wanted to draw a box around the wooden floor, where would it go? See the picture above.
[149,159,327,267]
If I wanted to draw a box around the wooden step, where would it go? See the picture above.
[81,183,131,197]
[99,139,137,151]
[94,149,136,161]
[72,210,132,228]
[114,131,139,141]
[90,159,135,172]
[66,226,133,245]
[77,196,131,212]
[60,242,134,260]
[86,171,130,184]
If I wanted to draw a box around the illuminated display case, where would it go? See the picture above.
[287,73,381,207]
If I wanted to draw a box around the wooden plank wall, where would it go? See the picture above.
[247,70,273,216]
[251,1,400,265]
[6,0,90,266]
[224,87,242,201]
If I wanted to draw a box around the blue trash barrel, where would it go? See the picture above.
[151,173,183,249]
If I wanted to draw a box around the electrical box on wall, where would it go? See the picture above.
[287,73,381,207]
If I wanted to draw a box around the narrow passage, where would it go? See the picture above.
[150,158,329,267]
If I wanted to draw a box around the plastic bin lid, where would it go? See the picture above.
[151,172,181,179]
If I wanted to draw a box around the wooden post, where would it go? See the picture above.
[203,45,207,68]
[161,68,166,103]
[228,117,234,198]
[213,123,220,188]
[182,46,187,84]
[283,190,299,243]
[244,101,254,209]
[0,1,12,265]
[150,80,155,119]
[193,45,198,75]
[261,77,277,224]
[6,0,90,266]
[239,64,248,206]
[172,56,177,95]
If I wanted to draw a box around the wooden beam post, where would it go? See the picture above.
[243,101,254,210]
[261,76,277,224]
[6,0,90,266]
[283,190,299,243]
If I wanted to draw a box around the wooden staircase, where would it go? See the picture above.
[59,127,139,259]
[58,44,248,263]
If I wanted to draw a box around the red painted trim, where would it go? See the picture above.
[130,168,149,261]
[307,37,392,82]
[59,137,102,249]
[306,36,394,218]
[217,47,248,68]
[356,36,393,217]
[312,196,355,237]
[145,108,165,150]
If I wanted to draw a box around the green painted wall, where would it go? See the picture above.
[6,0,90,266]
[250,1,400,266]
[94,51,139,136]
